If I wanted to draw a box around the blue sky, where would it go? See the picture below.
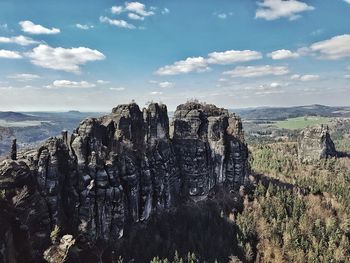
[0,0,349,111]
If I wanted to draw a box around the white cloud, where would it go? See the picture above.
[296,47,311,56]
[258,87,284,95]
[158,81,175,88]
[128,13,145,20]
[255,0,314,21]
[218,13,227,19]
[244,83,285,95]
[7,73,40,81]
[291,74,320,81]
[97,80,110,84]
[290,74,300,80]
[207,50,262,64]
[0,35,39,46]
[25,44,105,73]
[161,8,170,15]
[51,80,96,89]
[156,57,209,75]
[223,65,289,78]
[111,2,155,17]
[300,74,320,81]
[0,49,22,59]
[150,91,163,95]
[110,87,126,91]
[76,24,94,30]
[100,16,135,29]
[19,20,60,35]
[155,49,262,75]
[310,34,350,60]
[125,2,155,17]
[270,82,282,88]
[149,80,174,88]
[111,6,124,14]
[267,49,299,59]
[344,0,350,4]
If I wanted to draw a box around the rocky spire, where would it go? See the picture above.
[61,130,68,145]
[0,101,249,262]
[10,138,17,160]
[298,124,337,162]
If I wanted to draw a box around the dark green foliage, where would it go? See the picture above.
[245,142,350,262]
[236,182,350,262]
[251,143,350,212]
[110,200,244,263]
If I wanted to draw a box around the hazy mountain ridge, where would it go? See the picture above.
[233,104,350,121]
[0,112,39,122]
[0,111,102,156]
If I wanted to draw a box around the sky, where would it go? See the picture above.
[0,0,350,111]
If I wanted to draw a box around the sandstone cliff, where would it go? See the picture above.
[0,102,248,262]
[298,125,337,162]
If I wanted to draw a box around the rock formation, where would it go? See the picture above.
[43,235,75,263]
[10,139,16,161]
[298,125,337,162]
[172,102,248,200]
[0,102,248,262]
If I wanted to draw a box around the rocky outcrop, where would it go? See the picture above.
[0,159,52,263]
[10,139,17,161]
[172,102,248,200]
[43,235,75,263]
[298,125,337,162]
[0,102,248,262]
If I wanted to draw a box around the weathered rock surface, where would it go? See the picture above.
[43,235,75,263]
[298,125,337,162]
[0,102,248,262]
[172,102,248,199]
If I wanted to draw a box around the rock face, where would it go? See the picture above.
[298,125,337,162]
[43,235,75,263]
[0,102,248,262]
[172,102,248,199]
[10,139,17,161]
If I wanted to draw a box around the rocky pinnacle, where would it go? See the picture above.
[298,124,337,162]
[10,138,17,160]
[0,102,249,262]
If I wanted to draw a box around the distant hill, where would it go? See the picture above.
[0,111,38,121]
[0,111,102,156]
[233,104,350,120]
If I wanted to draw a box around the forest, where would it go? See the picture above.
[107,141,350,262]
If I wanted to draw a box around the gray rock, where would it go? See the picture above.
[0,101,249,261]
[11,139,17,161]
[172,102,248,198]
[298,125,337,162]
